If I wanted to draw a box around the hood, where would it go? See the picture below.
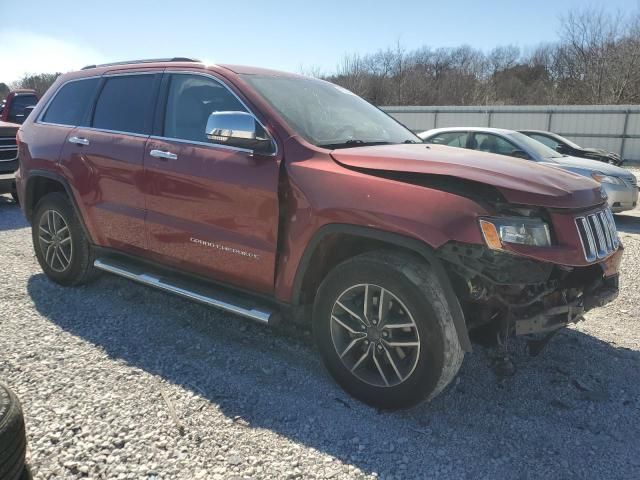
[582,147,610,156]
[553,155,631,176]
[330,144,605,209]
[581,147,620,159]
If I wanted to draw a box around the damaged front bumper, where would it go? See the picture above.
[513,274,618,334]
[438,241,623,337]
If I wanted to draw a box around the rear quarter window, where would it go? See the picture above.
[42,79,99,126]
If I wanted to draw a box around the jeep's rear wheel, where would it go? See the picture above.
[313,251,463,409]
[32,192,98,286]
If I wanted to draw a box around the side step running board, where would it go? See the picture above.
[94,258,276,325]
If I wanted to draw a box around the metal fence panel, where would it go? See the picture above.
[491,112,548,130]
[436,112,488,128]
[382,105,640,161]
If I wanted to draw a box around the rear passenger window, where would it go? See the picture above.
[427,131,468,148]
[93,75,157,135]
[42,79,99,126]
[163,74,247,143]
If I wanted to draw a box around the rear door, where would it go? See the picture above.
[143,71,281,293]
[59,72,161,253]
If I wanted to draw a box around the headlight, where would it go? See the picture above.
[591,172,624,185]
[479,217,551,249]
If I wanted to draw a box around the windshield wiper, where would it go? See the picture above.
[319,140,394,149]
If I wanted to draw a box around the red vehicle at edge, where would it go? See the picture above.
[15,58,623,408]
[0,89,39,124]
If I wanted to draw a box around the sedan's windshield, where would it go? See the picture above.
[241,74,420,148]
[507,131,565,160]
[555,133,581,150]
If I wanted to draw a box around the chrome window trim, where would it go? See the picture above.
[35,69,278,156]
[78,126,150,139]
[36,75,102,126]
[102,71,160,78]
[37,72,158,130]
[149,135,253,155]
[163,70,278,157]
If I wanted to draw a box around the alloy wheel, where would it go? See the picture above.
[38,209,73,272]
[330,284,421,387]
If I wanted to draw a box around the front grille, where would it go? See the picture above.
[0,136,17,162]
[575,209,619,262]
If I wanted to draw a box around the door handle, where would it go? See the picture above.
[68,136,90,146]
[150,149,178,161]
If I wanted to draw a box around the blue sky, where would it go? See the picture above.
[1,0,637,83]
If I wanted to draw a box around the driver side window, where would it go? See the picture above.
[472,133,522,158]
[427,131,468,148]
[164,74,247,143]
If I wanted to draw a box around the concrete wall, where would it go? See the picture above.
[382,105,640,162]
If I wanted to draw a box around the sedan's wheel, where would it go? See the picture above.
[331,284,420,388]
[314,251,464,409]
[32,192,99,286]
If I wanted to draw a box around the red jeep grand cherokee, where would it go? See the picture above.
[16,58,622,408]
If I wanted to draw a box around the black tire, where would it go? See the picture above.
[11,188,19,205]
[313,251,463,409]
[0,383,27,480]
[31,192,99,286]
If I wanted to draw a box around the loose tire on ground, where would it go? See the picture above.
[31,192,99,286]
[0,383,27,480]
[313,250,463,409]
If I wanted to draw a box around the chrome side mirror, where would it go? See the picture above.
[205,111,274,154]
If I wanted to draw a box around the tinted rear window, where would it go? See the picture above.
[10,95,38,114]
[42,79,99,126]
[93,75,156,134]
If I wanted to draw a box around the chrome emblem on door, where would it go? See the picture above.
[189,237,259,260]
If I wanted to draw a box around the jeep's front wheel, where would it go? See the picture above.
[32,192,98,286]
[313,251,463,409]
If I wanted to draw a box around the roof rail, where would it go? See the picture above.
[81,57,201,70]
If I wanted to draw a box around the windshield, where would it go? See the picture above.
[507,131,564,160]
[554,133,581,150]
[241,74,420,148]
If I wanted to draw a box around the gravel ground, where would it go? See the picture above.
[1,168,639,480]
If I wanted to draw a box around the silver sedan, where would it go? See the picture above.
[419,127,638,213]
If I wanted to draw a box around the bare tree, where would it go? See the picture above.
[11,73,61,96]
[325,7,640,106]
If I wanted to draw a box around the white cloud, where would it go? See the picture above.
[0,31,108,84]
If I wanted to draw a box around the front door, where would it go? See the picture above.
[144,72,281,294]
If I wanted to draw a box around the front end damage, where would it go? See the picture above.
[437,241,622,346]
